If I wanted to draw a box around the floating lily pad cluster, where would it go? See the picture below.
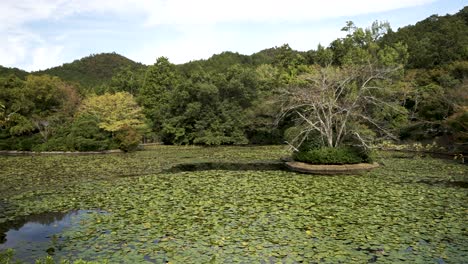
[0,146,466,263]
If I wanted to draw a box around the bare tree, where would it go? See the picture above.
[279,64,404,151]
[32,118,52,142]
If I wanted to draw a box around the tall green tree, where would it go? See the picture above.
[109,66,144,95]
[139,57,181,132]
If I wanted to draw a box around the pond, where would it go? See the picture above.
[0,210,106,263]
[0,146,466,263]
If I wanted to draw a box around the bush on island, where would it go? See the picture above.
[293,145,373,165]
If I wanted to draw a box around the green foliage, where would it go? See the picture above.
[371,104,409,130]
[0,66,28,79]
[297,135,324,152]
[6,113,35,136]
[1,9,467,150]
[445,105,468,153]
[78,92,147,133]
[140,58,261,145]
[26,254,107,264]
[0,74,80,140]
[35,53,146,89]
[0,134,44,151]
[115,125,141,152]
[181,51,253,74]
[139,57,181,132]
[395,61,465,148]
[330,20,408,67]
[245,96,284,145]
[32,137,70,152]
[0,146,466,263]
[293,146,372,164]
[381,7,468,68]
[250,45,306,67]
[108,66,144,96]
[307,44,334,66]
[68,114,113,151]
[0,249,16,264]
[0,103,4,127]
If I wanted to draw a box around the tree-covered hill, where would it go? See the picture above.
[0,65,28,80]
[179,45,307,74]
[34,52,146,88]
[2,7,467,86]
[381,6,468,69]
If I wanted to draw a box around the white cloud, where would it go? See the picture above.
[143,0,437,26]
[0,0,436,29]
[128,23,347,65]
[27,45,64,71]
[0,0,438,70]
[0,30,43,68]
[128,26,227,65]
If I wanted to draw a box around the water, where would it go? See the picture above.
[164,161,287,173]
[0,210,105,263]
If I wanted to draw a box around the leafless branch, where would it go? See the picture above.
[278,64,402,150]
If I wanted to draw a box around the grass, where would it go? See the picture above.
[0,145,467,263]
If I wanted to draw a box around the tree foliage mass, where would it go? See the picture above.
[0,7,466,152]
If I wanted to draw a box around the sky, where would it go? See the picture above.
[0,0,466,71]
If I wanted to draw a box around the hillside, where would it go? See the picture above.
[381,6,468,68]
[0,65,29,79]
[180,45,308,70]
[34,52,146,88]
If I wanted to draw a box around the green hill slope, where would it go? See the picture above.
[34,52,146,88]
[381,6,468,68]
[0,65,29,79]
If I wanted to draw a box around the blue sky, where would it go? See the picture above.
[0,0,466,71]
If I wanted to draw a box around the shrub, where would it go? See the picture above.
[15,134,43,151]
[71,137,111,152]
[69,115,112,151]
[115,125,141,152]
[0,135,17,150]
[297,136,323,152]
[32,137,71,152]
[293,146,373,165]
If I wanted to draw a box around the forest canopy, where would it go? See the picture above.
[0,7,466,152]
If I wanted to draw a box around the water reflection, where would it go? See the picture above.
[164,162,287,173]
[0,210,105,263]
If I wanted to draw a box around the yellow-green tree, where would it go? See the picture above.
[79,92,147,133]
[78,92,148,151]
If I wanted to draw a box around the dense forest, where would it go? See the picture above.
[0,7,466,152]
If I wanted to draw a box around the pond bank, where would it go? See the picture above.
[0,149,123,156]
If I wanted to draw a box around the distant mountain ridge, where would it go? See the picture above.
[1,6,466,86]
[30,52,146,88]
[0,65,29,80]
